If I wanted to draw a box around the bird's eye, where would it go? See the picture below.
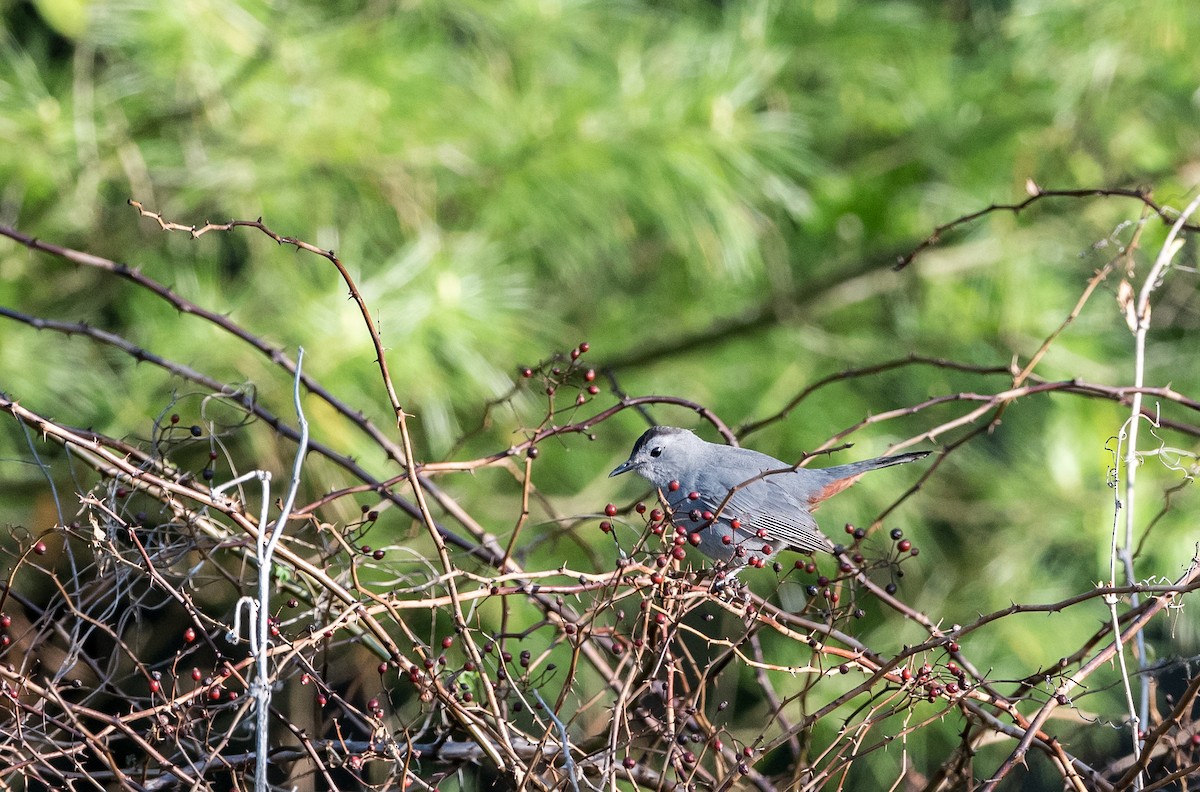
[649,446,663,458]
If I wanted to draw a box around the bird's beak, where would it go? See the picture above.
[609,460,634,477]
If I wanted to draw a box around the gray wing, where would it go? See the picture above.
[685,468,833,554]
[730,479,833,554]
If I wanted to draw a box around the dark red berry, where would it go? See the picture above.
[668,481,680,492]
[521,367,533,378]
[184,627,196,642]
[600,520,613,533]
[897,539,911,552]
[604,503,618,517]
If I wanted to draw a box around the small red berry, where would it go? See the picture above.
[33,541,47,555]
[521,367,533,378]
[689,533,701,546]
[897,539,912,552]
[668,481,680,492]
[184,627,196,642]
[604,503,618,517]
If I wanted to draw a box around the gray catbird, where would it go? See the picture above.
[609,426,929,571]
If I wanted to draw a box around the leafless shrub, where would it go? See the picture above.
[0,191,1197,791]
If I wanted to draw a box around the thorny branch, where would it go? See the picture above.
[0,192,1196,790]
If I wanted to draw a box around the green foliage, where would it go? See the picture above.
[2,1,1199,789]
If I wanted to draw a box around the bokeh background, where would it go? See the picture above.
[2,1,1199,789]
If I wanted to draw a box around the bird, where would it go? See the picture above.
[609,426,929,572]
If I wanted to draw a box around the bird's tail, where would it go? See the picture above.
[828,450,930,480]
[806,450,931,506]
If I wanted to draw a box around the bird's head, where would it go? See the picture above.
[609,426,702,487]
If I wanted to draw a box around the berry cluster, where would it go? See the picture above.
[518,341,599,408]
